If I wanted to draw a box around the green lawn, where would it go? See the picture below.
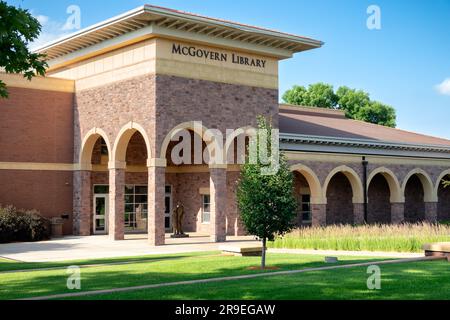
[0,252,385,300]
[70,259,450,300]
[0,251,215,272]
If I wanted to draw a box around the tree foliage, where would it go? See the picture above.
[0,1,47,98]
[282,82,396,127]
[237,116,297,268]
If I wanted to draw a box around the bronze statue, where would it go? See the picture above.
[172,201,185,235]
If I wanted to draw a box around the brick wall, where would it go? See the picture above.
[0,87,74,234]
[293,172,310,226]
[0,87,74,163]
[0,170,73,234]
[368,174,391,223]
[326,172,354,224]
[404,175,426,222]
[154,74,279,154]
[438,178,450,221]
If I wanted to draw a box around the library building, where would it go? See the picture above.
[1,5,449,245]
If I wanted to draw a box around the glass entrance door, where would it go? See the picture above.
[93,194,109,234]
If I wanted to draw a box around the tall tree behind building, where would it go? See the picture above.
[283,82,396,127]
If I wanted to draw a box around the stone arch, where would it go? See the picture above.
[159,121,215,164]
[367,167,403,203]
[79,127,112,170]
[112,122,151,165]
[434,169,450,197]
[290,164,324,204]
[435,169,450,221]
[401,168,436,202]
[323,165,364,204]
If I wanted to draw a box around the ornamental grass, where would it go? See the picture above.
[268,222,450,252]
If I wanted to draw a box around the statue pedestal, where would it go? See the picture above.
[170,233,190,238]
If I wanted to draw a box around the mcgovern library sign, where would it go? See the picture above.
[172,43,267,68]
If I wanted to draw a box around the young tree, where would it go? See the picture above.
[237,117,297,269]
[0,1,47,98]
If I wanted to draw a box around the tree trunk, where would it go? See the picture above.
[261,237,267,269]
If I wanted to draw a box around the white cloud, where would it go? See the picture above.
[35,15,49,25]
[435,78,450,96]
[29,13,72,50]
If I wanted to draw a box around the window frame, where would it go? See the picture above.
[201,194,211,224]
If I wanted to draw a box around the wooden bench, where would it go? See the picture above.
[219,245,264,257]
[423,242,450,259]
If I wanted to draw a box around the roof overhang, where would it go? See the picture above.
[34,5,323,69]
[280,133,450,159]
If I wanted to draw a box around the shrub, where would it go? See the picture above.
[0,205,50,243]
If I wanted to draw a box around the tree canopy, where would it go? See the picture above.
[282,82,396,127]
[0,1,47,98]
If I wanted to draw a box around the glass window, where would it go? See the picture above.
[202,195,211,223]
[94,185,109,194]
[100,138,108,155]
[301,194,312,222]
[124,185,148,231]
[135,186,148,194]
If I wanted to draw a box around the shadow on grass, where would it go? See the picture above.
[0,254,388,300]
[0,251,220,273]
[67,260,450,301]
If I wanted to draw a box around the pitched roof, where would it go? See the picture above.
[279,104,450,147]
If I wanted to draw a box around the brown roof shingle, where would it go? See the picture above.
[279,104,450,147]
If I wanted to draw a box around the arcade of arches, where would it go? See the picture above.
[75,122,450,247]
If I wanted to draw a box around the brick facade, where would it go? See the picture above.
[289,158,450,225]
[1,52,450,243]
[367,174,391,223]
[404,175,426,222]
[326,173,354,224]
[0,87,74,234]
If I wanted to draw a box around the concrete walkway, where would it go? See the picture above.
[0,234,425,262]
[20,255,444,300]
[0,233,259,262]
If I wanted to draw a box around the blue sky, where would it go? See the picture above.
[8,0,450,139]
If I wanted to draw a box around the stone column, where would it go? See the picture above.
[353,203,365,225]
[210,166,227,242]
[148,159,166,246]
[425,202,438,222]
[108,161,125,241]
[311,203,326,226]
[73,170,91,236]
[391,202,405,224]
